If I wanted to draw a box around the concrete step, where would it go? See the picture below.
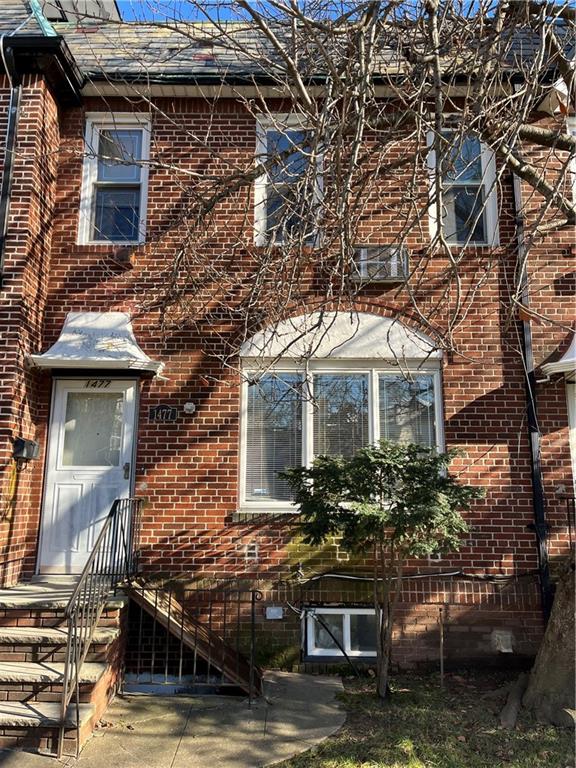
[0,701,94,728]
[30,575,80,584]
[0,662,106,684]
[0,582,127,610]
[0,626,119,645]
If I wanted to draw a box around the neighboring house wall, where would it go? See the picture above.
[0,74,59,584]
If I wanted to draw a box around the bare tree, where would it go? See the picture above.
[53,0,574,367]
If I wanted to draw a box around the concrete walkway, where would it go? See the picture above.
[0,672,345,768]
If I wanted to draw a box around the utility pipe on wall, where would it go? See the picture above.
[511,156,553,621]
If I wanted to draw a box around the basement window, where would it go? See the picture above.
[304,607,377,658]
[78,115,150,245]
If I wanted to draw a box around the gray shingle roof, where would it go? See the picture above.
[51,21,282,80]
[0,1,46,35]
[0,3,572,84]
[52,18,575,83]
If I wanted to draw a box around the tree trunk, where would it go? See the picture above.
[375,541,392,700]
[376,603,391,699]
[522,554,575,727]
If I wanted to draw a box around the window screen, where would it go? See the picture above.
[91,128,144,242]
[313,374,369,458]
[441,134,487,244]
[379,375,436,448]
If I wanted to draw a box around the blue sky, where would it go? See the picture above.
[115,2,385,23]
[115,2,491,23]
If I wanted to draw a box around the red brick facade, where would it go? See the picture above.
[0,68,573,667]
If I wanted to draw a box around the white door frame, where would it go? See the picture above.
[37,377,139,575]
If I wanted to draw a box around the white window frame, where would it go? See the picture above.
[239,359,444,514]
[254,113,323,246]
[78,113,151,245]
[304,607,377,658]
[427,130,499,247]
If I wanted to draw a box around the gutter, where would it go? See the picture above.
[511,159,554,621]
[28,0,58,37]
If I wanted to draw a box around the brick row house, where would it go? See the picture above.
[0,0,573,754]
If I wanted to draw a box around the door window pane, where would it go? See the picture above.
[313,613,344,651]
[245,374,302,501]
[313,374,369,458]
[62,392,124,466]
[350,613,377,652]
[379,375,436,448]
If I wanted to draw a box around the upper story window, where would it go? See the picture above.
[254,114,323,246]
[78,115,150,245]
[428,132,499,247]
[239,312,444,513]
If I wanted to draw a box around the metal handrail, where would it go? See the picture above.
[58,497,142,758]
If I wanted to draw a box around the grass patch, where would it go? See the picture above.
[277,670,574,768]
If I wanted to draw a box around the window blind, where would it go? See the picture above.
[379,374,436,448]
[313,373,370,458]
[245,374,302,501]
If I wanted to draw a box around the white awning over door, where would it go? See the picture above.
[28,312,164,375]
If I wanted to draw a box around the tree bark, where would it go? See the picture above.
[522,554,576,727]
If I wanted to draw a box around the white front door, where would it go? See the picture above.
[38,378,137,574]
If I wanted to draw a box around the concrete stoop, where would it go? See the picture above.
[0,582,127,756]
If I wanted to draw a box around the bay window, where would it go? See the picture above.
[240,363,443,512]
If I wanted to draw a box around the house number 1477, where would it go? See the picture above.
[85,380,111,388]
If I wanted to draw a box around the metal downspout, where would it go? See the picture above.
[511,166,553,621]
[0,37,22,289]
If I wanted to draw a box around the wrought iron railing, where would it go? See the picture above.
[58,497,142,758]
[125,583,262,703]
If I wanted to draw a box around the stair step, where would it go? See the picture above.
[0,582,127,610]
[0,662,106,684]
[0,701,94,728]
[0,626,119,645]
